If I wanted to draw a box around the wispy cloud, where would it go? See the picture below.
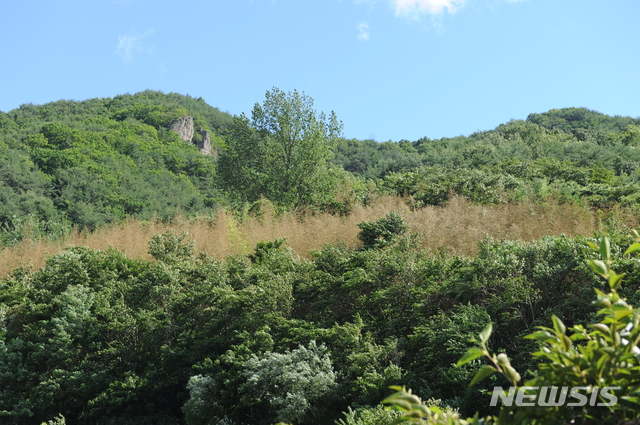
[392,0,465,16]
[356,0,524,18]
[116,29,154,64]
[358,22,370,41]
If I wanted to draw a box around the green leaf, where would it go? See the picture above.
[587,259,608,277]
[608,271,626,291]
[552,315,566,335]
[469,365,497,387]
[382,388,422,411]
[612,305,633,321]
[570,333,588,341]
[503,364,522,384]
[586,241,599,251]
[456,347,485,367]
[590,323,610,335]
[600,236,611,261]
[387,400,412,411]
[596,352,610,371]
[525,330,555,342]
[479,323,493,345]
[624,242,640,256]
[593,296,612,308]
[561,334,573,351]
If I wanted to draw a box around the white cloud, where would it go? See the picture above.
[358,22,370,41]
[355,0,526,23]
[392,0,465,16]
[116,29,154,64]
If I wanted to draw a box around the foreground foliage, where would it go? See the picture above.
[3,90,640,423]
[382,234,640,424]
[2,212,640,424]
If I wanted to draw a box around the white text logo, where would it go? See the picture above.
[489,386,619,407]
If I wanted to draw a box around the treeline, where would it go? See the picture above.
[337,108,640,179]
[335,108,640,209]
[2,90,640,249]
[2,215,639,424]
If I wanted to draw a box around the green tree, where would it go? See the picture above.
[240,341,337,423]
[219,88,343,209]
[182,375,224,425]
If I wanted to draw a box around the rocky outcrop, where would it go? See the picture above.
[170,116,216,157]
[170,115,194,142]
[196,128,211,156]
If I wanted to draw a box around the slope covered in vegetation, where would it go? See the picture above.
[2,91,640,424]
[0,91,230,243]
[2,90,640,248]
[335,108,640,210]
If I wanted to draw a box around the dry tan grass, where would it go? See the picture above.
[0,196,608,278]
[406,196,597,253]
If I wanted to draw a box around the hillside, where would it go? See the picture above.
[0,91,231,244]
[2,90,640,248]
[2,92,640,424]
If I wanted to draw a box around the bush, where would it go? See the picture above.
[148,230,195,262]
[240,341,337,423]
[357,212,409,249]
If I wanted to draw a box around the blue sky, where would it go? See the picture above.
[1,0,639,141]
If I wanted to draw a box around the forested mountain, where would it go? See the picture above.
[2,92,640,424]
[335,108,640,208]
[0,91,235,245]
[2,89,640,244]
[335,108,640,180]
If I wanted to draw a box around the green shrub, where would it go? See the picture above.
[357,212,409,249]
[148,230,195,263]
[241,341,337,423]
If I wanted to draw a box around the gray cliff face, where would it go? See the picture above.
[170,116,215,156]
[196,128,211,156]
[170,115,195,142]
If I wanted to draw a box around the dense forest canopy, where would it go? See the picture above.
[0,91,234,240]
[2,91,640,243]
[2,91,640,424]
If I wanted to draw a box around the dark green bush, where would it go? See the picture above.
[357,212,409,249]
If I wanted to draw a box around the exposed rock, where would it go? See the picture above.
[171,116,217,157]
[196,128,211,155]
[170,115,194,142]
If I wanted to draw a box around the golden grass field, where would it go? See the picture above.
[0,196,633,278]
